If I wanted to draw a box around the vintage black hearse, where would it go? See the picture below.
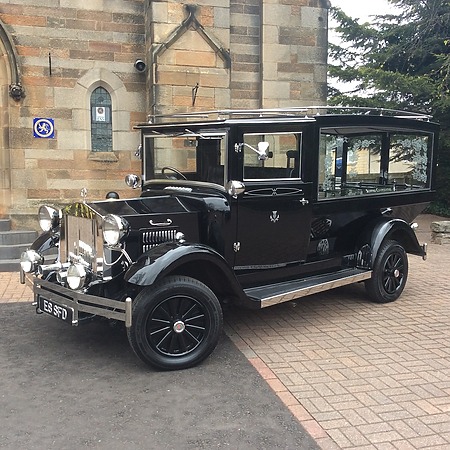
[20,107,439,370]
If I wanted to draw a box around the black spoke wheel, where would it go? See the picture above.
[127,276,223,370]
[365,240,408,303]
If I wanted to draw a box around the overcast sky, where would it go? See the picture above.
[328,1,401,50]
[328,1,401,89]
[329,0,400,23]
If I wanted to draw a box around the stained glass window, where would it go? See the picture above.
[90,87,112,152]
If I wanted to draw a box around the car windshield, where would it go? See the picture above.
[143,132,227,185]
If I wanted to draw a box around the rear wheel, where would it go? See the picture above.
[127,276,223,370]
[365,240,408,303]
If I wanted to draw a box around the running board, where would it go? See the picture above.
[244,269,372,308]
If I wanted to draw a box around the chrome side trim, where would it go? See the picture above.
[260,271,372,308]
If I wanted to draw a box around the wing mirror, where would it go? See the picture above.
[125,174,141,189]
[235,141,270,160]
[257,142,270,159]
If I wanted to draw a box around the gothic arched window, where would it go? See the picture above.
[90,87,112,152]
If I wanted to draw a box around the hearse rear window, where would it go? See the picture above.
[318,128,433,199]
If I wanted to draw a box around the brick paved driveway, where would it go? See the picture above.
[225,215,450,449]
[1,215,449,449]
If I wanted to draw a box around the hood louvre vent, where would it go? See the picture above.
[141,229,177,252]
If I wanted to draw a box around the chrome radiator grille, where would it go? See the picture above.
[142,229,177,252]
[60,213,103,273]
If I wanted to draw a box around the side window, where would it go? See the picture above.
[319,129,432,199]
[319,132,383,198]
[389,133,431,188]
[243,132,301,180]
[90,87,112,152]
[345,135,383,186]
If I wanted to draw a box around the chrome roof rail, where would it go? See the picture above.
[146,106,433,123]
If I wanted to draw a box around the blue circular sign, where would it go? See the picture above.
[33,118,55,138]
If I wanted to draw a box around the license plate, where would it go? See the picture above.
[38,297,74,324]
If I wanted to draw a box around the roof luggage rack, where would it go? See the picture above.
[147,106,433,124]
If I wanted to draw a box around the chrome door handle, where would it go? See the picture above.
[149,219,173,227]
[299,198,309,206]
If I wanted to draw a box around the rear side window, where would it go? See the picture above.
[318,129,433,199]
[389,134,430,188]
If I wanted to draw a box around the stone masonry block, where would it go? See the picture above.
[195,0,231,7]
[151,2,168,23]
[157,70,188,86]
[263,4,291,26]
[214,7,230,28]
[214,88,231,109]
[113,130,140,152]
[175,50,217,68]
[431,221,450,233]
[199,72,229,88]
[301,7,327,29]
[263,44,292,63]
[230,12,260,28]
[11,168,47,189]
[263,80,290,99]
[60,0,103,10]
[170,30,214,53]
[263,25,279,45]
[431,221,450,245]
[431,233,450,245]
[153,24,177,43]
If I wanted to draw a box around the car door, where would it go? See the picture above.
[232,128,313,271]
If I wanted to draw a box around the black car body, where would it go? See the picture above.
[21,107,439,370]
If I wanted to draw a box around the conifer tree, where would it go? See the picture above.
[328,0,450,213]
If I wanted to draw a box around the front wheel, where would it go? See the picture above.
[127,276,223,370]
[365,240,408,303]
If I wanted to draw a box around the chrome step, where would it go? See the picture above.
[244,269,372,308]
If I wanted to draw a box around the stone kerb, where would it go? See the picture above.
[431,220,450,244]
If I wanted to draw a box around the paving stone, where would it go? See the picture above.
[4,214,450,449]
[225,214,450,449]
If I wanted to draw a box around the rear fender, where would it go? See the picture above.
[357,218,425,269]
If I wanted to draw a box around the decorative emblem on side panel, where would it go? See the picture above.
[270,211,280,223]
[245,187,304,197]
[317,239,330,256]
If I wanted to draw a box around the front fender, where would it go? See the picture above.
[124,242,241,290]
[29,230,59,254]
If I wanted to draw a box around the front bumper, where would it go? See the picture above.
[27,275,132,327]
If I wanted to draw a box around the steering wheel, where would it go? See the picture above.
[161,166,187,180]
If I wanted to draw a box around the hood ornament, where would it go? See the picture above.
[80,188,88,203]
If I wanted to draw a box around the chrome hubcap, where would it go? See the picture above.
[173,320,185,333]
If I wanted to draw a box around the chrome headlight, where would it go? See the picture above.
[102,214,129,247]
[38,205,60,232]
[67,264,88,290]
[20,250,44,273]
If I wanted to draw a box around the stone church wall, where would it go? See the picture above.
[0,0,329,230]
